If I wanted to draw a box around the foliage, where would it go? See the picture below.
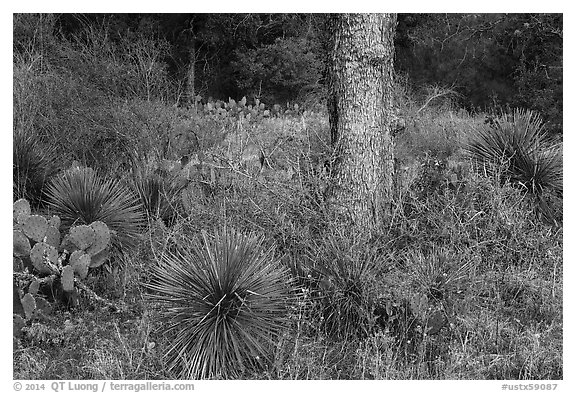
[45,166,145,256]
[146,227,295,379]
[233,37,323,103]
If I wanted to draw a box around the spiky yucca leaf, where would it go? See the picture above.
[46,167,145,254]
[465,108,562,196]
[146,228,294,379]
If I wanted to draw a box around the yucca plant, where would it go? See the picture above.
[308,231,382,339]
[131,167,184,227]
[13,129,57,206]
[45,166,145,255]
[465,108,562,197]
[146,228,294,379]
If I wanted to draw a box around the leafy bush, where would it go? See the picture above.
[146,227,295,379]
[45,166,145,256]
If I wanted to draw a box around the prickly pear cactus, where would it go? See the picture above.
[69,250,84,267]
[89,248,109,268]
[60,234,79,252]
[29,242,58,275]
[28,279,40,296]
[13,198,114,317]
[61,265,75,292]
[44,225,60,249]
[13,230,31,257]
[69,225,96,250]
[22,215,49,243]
[69,251,90,279]
[48,215,61,230]
[21,293,36,320]
[86,221,110,256]
[13,199,31,224]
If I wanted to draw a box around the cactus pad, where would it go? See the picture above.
[70,251,90,279]
[86,221,110,256]
[75,254,90,279]
[60,234,79,252]
[30,242,58,275]
[89,248,110,268]
[48,215,61,230]
[28,280,40,296]
[13,230,31,257]
[69,250,85,267]
[14,256,24,271]
[70,225,96,250]
[61,265,75,292]
[35,297,52,315]
[13,199,31,224]
[21,293,36,320]
[22,215,49,243]
[44,226,60,249]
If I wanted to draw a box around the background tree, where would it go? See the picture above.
[27,13,561,132]
[327,13,397,231]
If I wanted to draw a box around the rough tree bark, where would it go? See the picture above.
[327,13,397,231]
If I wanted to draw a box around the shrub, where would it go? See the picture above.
[146,227,295,379]
[45,166,145,256]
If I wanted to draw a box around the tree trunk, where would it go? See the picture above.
[327,13,397,231]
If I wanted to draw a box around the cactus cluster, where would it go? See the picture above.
[13,198,113,334]
[199,96,301,120]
